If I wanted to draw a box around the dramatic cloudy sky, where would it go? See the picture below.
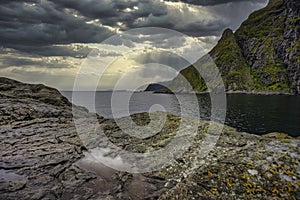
[0,0,268,90]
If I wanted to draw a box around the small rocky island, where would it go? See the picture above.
[0,77,299,199]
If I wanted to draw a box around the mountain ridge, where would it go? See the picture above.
[153,0,300,94]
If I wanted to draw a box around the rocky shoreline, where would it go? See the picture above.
[154,90,294,95]
[147,83,295,95]
[0,77,299,199]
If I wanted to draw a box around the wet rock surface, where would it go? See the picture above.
[0,77,299,199]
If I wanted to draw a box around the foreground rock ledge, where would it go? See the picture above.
[0,77,299,200]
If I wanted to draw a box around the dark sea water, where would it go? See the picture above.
[61,91,300,137]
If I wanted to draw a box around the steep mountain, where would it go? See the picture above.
[206,28,253,91]
[166,0,300,94]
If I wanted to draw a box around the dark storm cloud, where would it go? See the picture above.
[7,44,94,57]
[48,0,118,19]
[48,0,168,26]
[0,0,268,55]
[133,51,191,71]
[167,20,227,37]
[0,0,170,53]
[0,0,113,47]
[1,57,69,69]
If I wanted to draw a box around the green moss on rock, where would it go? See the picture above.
[166,0,299,94]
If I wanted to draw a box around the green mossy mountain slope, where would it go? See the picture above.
[166,0,300,94]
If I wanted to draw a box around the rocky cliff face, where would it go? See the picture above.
[168,0,300,94]
[1,77,299,199]
[206,28,253,91]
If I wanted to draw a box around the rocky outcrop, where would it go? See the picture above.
[235,0,300,94]
[0,77,299,199]
[85,113,300,199]
[209,28,253,91]
[145,83,171,93]
[165,0,300,94]
[0,77,98,199]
